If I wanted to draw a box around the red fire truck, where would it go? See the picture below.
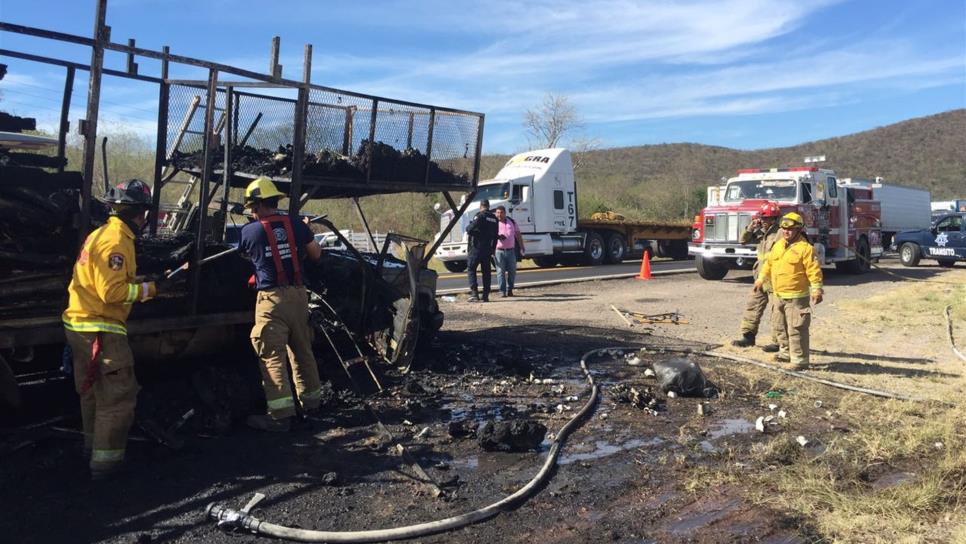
[689,166,882,280]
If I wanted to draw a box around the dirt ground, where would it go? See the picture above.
[1,259,964,543]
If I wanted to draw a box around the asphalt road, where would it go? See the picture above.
[436,258,695,294]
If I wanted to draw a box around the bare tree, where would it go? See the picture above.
[524,93,582,149]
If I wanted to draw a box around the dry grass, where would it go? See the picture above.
[761,400,966,542]
[687,275,966,542]
[751,278,966,542]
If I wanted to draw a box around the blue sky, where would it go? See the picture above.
[1,0,963,154]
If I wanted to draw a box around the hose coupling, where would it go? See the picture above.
[206,502,261,533]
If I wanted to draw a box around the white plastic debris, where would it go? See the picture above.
[814,400,823,408]
[764,415,775,423]
[935,442,944,450]
[626,356,642,366]
[541,378,555,385]
[667,391,677,398]
[402,419,413,426]
[796,436,809,447]
[643,368,656,378]
[778,410,787,419]
[565,395,579,402]
[600,412,610,420]
[768,404,778,411]
[441,296,457,303]
[755,416,766,432]
[551,384,565,394]
[414,427,430,440]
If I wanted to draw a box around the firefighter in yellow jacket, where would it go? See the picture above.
[754,212,823,370]
[732,201,782,351]
[63,179,168,479]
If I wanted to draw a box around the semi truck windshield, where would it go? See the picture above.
[473,182,510,202]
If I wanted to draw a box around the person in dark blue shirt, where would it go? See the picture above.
[238,177,324,432]
[465,199,499,302]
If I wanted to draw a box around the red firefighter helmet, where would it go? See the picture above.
[758,201,781,219]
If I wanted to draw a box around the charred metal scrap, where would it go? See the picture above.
[169,139,469,185]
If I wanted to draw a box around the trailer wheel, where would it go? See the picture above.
[696,255,728,280]
[604,233,626,264]
[442,260,467,273]
[532,256,558,268]
[584,232,605,266]
[899,243,920,267]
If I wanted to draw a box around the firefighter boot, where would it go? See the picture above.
[730,332,756,348]
[773,352,790,363]
[760,343,780,353]
[467,289,480,303]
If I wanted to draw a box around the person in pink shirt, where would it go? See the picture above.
[493,206,526,297]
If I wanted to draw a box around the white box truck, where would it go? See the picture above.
[839,178,931,248]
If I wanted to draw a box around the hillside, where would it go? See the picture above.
[43,109,966,241]
[479,108,966,223]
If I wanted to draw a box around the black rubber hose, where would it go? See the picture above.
[206,348,606,542]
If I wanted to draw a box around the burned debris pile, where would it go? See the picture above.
[477,420,548,452]
[169,139,468,185]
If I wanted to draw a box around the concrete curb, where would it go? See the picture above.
[436,267,696,296]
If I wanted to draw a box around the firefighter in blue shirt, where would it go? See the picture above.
[239,177,324,431]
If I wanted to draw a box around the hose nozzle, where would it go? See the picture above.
[206,499,263,533]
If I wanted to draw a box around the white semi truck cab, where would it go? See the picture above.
[434,149,579,272]
[434,148,691,272]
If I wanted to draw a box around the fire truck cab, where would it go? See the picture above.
[689,166,883,280]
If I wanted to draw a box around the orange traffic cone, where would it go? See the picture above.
[636,251,652,280]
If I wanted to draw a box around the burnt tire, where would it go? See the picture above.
[584,232,605,266]
[442,260,467,273]
[899,243,920,267]
[696,255,728,280]
[938,259,956,268]
[604,233,627,264]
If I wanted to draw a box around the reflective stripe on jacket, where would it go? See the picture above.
[759,236,823,299]
[63,217,156,334]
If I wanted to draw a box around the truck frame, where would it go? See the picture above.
[0,2,484,407]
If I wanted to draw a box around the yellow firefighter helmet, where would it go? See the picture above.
[779,212,805,229]
[244,177,285,208]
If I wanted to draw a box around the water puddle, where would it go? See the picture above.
[700,418,755,453]
[872,471,916,491]
[707,418,755,439]
[558,437,664,465]
[450,455,479,470]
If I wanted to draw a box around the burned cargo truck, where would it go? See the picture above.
[0,21,484,410]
